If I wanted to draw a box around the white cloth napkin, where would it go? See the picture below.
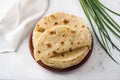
[0,0,49,53]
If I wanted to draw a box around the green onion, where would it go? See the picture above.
[79,0,120,63]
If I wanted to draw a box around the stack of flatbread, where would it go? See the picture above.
[32,12,92,69]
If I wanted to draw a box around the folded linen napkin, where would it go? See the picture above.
[0,0,49,53]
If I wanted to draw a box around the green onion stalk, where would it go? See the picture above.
[79,0,120,63]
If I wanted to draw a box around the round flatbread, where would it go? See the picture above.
[34,25,92,69]
[32,12,87,47]
[32,12,92,69]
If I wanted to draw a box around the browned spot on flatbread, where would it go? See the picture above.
[77,42,80,44]
[61,41,64,45]
[75,25,77,27]
[51,15,56,19]
[71,31,76,34]
[82,25,85,28]
[38,50,41,54]
[53,51,57,54]
[62,34,67,37]
[71,42,73,45]
[45,22,47,25]
[47,43,52,48]
[37,27,45,32]
[57,48,59,50]
[41,42,43,45]
[86,45,90,48]
[54,22,58,26]
[61,54,65,57]
[69,48,73,52]
[50,31,56,35]
[63,19,69,24]
[66,27,69,30]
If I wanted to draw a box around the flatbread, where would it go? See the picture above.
[32,12,87,47]
[34,25,92,69]
[32,12,92,69]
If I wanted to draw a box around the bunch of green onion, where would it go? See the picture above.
[79,0,120,63]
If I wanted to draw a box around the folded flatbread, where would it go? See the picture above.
[32,12,87,47]
[32,12,92,69]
